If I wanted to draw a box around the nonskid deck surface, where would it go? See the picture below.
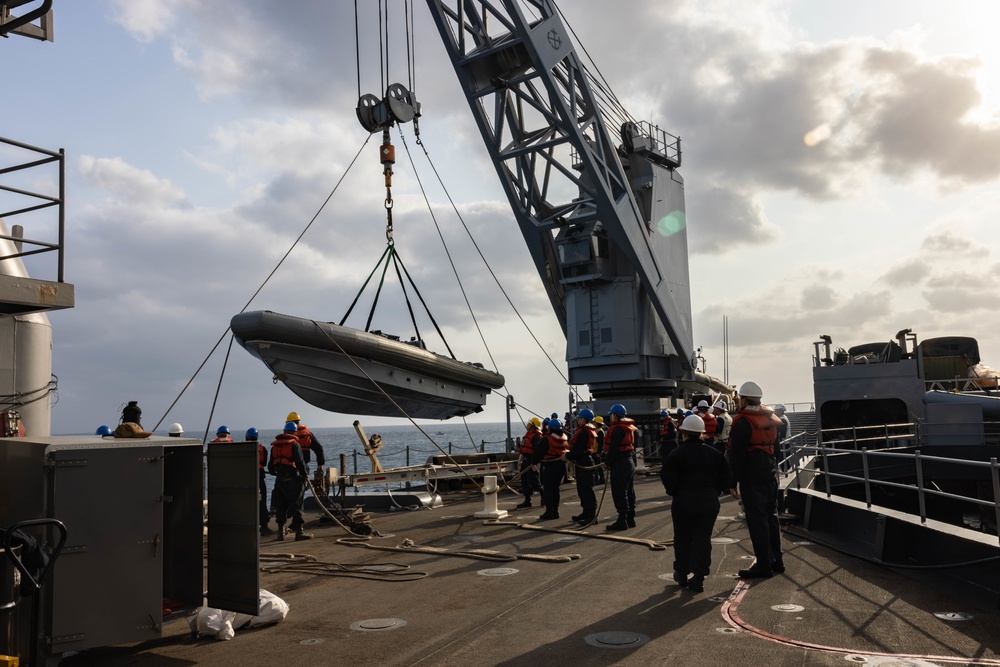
[62,474,999,667]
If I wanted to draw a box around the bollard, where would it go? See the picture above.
[474,475,508,519]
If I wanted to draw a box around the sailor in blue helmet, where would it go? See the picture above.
[603,404,637,531]
[267,421,312,541]
[210,425,233,443]
[531,417,568,520]
[565,408,598,525]
[657,408,678,459]
[245,427,272,535]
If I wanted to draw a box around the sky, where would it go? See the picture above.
[4,0,1000,435]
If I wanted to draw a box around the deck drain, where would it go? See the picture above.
[350,618,407,632]
[477,567,519,576]
[845,656,867,664]
[584,631,650,649]
[299,638,326,645]
[771,604,804,613]
[555,536,584,543]
[711,537,740,544]
[452,535,483,542]
[933,611,973,621]
[716,627,741,634]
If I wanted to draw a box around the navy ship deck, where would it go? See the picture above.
[61,472,999,667]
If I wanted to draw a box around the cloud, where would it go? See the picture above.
[880,257,931,287]
[106,0,179,43]
[78,156,188,207]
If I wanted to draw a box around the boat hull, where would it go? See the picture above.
[231,311,505,420]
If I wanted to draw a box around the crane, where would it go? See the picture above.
[422,0,727,413]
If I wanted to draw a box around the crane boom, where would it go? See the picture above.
[426,0,699,408]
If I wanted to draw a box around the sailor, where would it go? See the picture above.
[268,421,313,541]
[604,404,637,531]
[712,399,733,455]
[286,411,326,476]
[564,408,598,525]
[728,381,783,578]
[515,417,544,509]
[120,400,142,427]
[657,408,678,459]
[532,417,568,520]
[541,417,551,436]
[247,427,271,535]
[167,423,184,437]
[210,425,233,443]
[592,415,606,484]
[695,400,719,448]
[660,415,731,593]
[773,404,791,471]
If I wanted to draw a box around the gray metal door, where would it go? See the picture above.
[206,442,260,615]
[46,444,163,652]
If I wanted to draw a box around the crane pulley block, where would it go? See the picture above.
[356,83,421,133]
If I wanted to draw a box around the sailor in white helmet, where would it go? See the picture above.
[167,423,184,437]
[711,399,732,455]
[728,381,784,579]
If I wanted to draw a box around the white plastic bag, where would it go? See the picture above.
[189,590,289,640]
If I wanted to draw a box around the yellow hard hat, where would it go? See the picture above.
[528,417,542,428]
[286,411,301,422]
[593,415,604,425]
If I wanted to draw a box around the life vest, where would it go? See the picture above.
[270,433,299,469]
[210,436,232,443]
[605,418,636,454]
[698,411,718,438]
[658,417,676,439]
[542,432,569,460]
[519,427,540,455]
[258,443,267,469]
[593,427,604,454]
[732,408,782,455]
[295,424,313,451]
[717,412,733,442]
[572,423,596,454]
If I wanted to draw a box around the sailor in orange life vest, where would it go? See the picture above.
[267,421,313,541]
[657,408,678,459]
[515,417,544,509]
[246,427,272,535]
[604,404,638,531]
[286,411,326,477]
[661,414,731,592]
[530,417,569,520]
[695,400,719,449]
[728,381,783,578]
[210,425,233,443]
[564,408,598,525]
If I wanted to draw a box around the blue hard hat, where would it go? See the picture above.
[578,408,595,421]
[549,418,562,430]
[676,408,684,415]
[550,412,559,419]
[685,410,693,416]
[284,421,298,432]
[542,417,551,426]
[660,409,668,417]
[245,427,259,440]
[96,425,112,436]
[609,404,627,416]
[216,425,230,435]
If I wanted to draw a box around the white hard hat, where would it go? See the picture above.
[168,423,184,435]
[697,399,709,408]
[739,381,763,398]
[713,400,728,411]
[774,403,786,412]
[680,415,706,433]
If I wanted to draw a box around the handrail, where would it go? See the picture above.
[0,135,66,282]
[789,443,1000,544]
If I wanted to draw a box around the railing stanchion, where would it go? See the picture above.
[821,445,831,498]
[914,449,926,523]
[991,457,1000,547]
[862,447,871,508]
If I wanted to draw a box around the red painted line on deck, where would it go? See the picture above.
[721,580,1000,665]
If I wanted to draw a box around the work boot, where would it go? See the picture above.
[770,559,786,574]
[515,499,532,509]
[576,514,596,525]
[672,571,688,587]
[605,514,629,531]
[537,511,559,521]
[737,567,772,579]
[276,525,285,541]
[626,511,636,528]
[571,513,583,522]
[294,530,313,541]
[687,576,705,593]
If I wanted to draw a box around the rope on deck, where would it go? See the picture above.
[336,536,580,563]
[485,520,671,551]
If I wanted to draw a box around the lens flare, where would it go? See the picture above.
[803,123,832,147]
[657,211,686,236]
